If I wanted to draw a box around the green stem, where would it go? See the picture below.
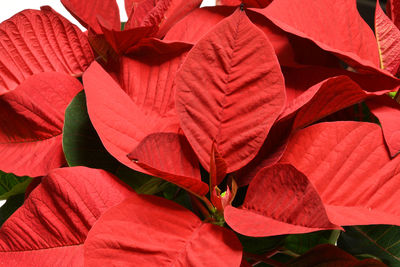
[328,229,342,245]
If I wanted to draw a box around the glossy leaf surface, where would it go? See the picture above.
[0,167,132,266]
[0,72,82,177]
[0,7,93,93]
[175,9,285,172]
[281,121,400,226]
[84,193,243,266]
[225,164,339,237]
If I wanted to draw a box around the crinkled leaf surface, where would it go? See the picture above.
[125,0,202,38]
[84,193,243,267]
[225,164,339,237]
[338,225,400,266]
[0,6,93,93]
[287,244,386,267]
[280,121,400,226]
[175,9,285,172]
[260,0,380,70]
[375,1,400,75]
[61,0,120,33]
[84,43,190,174]
[216,0,272,7]
[367,95,400,157]
[165,7,295,66]
[0,72,82,177]
[127,133,209,196]
[0,167,132,266]
[235,118,292,186]
[387,0,400,30]
[0,171,31,200]
[281,76,366,122]
[291,76,368,129]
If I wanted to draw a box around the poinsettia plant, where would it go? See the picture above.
[2,0,400,265]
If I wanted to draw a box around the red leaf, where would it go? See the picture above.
[260,0,381,70]
[0,72,82,177]
[84,193,243,266]
[210,143,228,188]
[127,133,209,196]
[98,17,156,54]
[375,0,400,75]
[61,0,120,33]
[84,43,189,173]
[225,164,339,237]
[282,65,400,96]
[287,244,386,267]
[0,167,132,266]
[367,95,400,157]
[165,7,295,66]
[0,7,93,93]
[175,9,285,172]
[291,76,368,129]
[216,0,272,8]
[235,118,292,186]
[387,0,400,30]
[125,0,202,38]
[280,121,400,226]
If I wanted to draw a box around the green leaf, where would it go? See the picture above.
[62,90,120,173]
[0,194,25,226]
[0,171,32,200]
[237,234,285,255]
[284,231,331,255]
[338,225,400,266]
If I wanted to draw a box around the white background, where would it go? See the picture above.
[0,0,215,208]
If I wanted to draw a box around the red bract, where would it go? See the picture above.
[375,0,400,75]
[165,7,295,66]
[127,133,208,196]
[280,121,400,226]
[0,167,132,265]
[84,193,243,266]
[175,9,285,172]
[225,164,339,237]
[83,44,191,177]
[367,95,400,157]
[0,7,93,92]
[260,0,380,70]
[62,0,201,56]
[4,0,400,265]
[0,73,82,176]
[61,0,121,33]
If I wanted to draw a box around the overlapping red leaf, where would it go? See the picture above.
[259,0,380,70]
[280,121,400,226]
[0,72,82,177]
[0,167,132,266]
[0,7,93,93]
[225,164,339,237]
[175,9,285,172]
[127,133,208,196]
[375,0,400,75]
[84,193,242,266]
